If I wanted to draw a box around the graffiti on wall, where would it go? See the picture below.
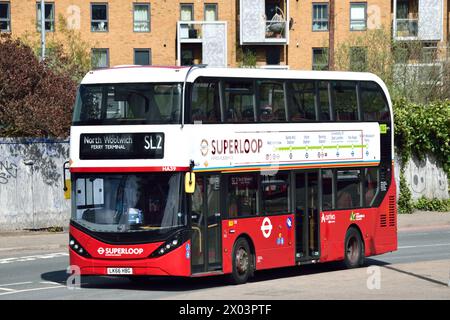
[0,161,18,185]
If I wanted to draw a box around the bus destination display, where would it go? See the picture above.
[80,133,164,159]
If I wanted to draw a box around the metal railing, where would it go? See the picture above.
[178,22,203,40]
[395,18,418,38]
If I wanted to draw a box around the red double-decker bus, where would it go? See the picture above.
[67,66,397,284]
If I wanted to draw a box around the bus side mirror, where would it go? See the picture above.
[185,172,196,194]
[63,161,71,199]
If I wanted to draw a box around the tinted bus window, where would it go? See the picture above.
[290,81,316,121]
[261,173,289,214]
[258,81,286,122]
[191,80,221,123]
[322,169,333,210]
[364,167,379,206]
[336,169,361,209]
[227,174,258,217]
[318,81,331,120]
[73,83,182,125]
[360,81,390,121]
[331,81,358,121]
[224,81,255,122]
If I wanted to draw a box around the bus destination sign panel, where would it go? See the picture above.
[80,133,164,160]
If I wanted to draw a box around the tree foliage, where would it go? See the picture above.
[335,27,450,104]
[0,33,76,138]
[20,14,93,83]
[393,99,450,175]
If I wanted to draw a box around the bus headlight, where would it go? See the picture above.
[69,235,91,258]
[149,231,190,258]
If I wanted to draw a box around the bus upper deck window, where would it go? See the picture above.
[360,81,390,122]
[224,81,255,123]
[258,81,287,122]
[191,80,221,124]
[290,81,316,121]
[332,81,358,121]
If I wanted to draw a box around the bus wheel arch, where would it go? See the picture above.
[229,234,255,284]
[343,224,365,269]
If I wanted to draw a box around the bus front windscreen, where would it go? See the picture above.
[71,173,185,234]
[72,83,182,125]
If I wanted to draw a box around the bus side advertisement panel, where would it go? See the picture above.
[221,215,296,274]
[319,208,377,263]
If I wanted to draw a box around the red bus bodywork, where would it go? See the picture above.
[69,166,397,277]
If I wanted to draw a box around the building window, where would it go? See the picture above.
[36,2,55,32]
[312,3,328,31]
[350,2,367,31]
[349,46,367,71]
[181,48,194,66]
[134,49,151,65]
[91,48,109,69]
[91,3,108,32]
[312,48,329,70]
[0,2,10,32]
[133,3,150,32]
[204,3,217,21]
[180,3,193,21]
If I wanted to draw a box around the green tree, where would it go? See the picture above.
[20,14,93,82]
[0,33,76,137]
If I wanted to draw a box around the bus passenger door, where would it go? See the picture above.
[191,175,222,274]
[295,171,320,261]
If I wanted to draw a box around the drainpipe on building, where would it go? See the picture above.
[329,0,335,70]
[40,0,45,61]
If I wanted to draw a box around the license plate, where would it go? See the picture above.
[107,267,133,275]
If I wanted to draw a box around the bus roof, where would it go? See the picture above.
[80,65,385,87]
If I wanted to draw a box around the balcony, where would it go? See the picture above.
[176,21,227,67]
[240,0,289,45]
[394,62,443,85]
[395,18,418,39]
[393,0,443,41]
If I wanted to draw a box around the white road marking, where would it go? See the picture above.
[0,281,33,287]
[0,252,68,265]
[398,243,450,249]
[40,281,63,285]
[0,287,15,292]
[0,285,65,296]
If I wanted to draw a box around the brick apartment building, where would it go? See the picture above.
[0,0,448,70]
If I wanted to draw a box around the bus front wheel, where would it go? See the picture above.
[230,237,253,285]
[344,227,365,269]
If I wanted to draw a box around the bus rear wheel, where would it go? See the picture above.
[344,227,365,269]
[230,238,253,285]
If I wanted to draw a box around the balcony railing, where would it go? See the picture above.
[395,18,418,38]
[240,0,289,45]
[178,22,203,42]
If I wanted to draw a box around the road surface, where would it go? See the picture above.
[0,227,449,299]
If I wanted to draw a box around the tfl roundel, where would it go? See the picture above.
[260,217,273,239]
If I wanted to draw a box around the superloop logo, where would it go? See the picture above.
[97,247,144,256]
